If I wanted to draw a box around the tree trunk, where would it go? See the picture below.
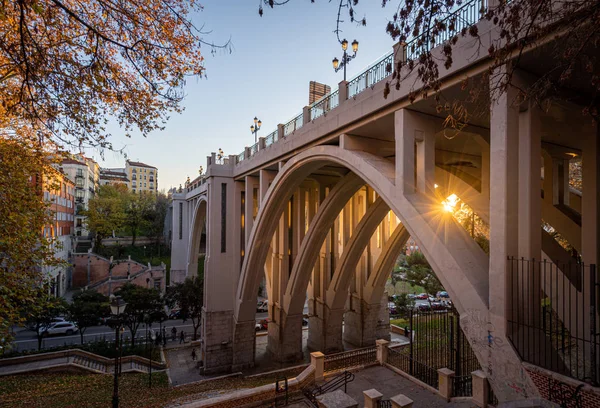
[80,330,85,345]
[131,228,137,247]
[37,334,43,351]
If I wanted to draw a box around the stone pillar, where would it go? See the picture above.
[267,311,304,362]
[277,124,284,140]
[363,389,383,408]
[303,105,311,125]
[311,351,325,381]
[394,109,415,195]
[415,128,435,193]
[488,67,539,400]
[244,176,258,247]
[339,80,349,102]
[343,300,388,347]
[393,41,406,67]
[231,318,256,371]
[390,394,413,408]
[472,370,490,408]
[308,305,344,354]
[258,136,266,150]
[517,105,542,325]
[437,368,455,401]
[376,339,389,365]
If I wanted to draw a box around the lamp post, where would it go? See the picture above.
[250,117,262,144]
[109,295,127,408]
[332,38,359,82]
[217,148,224,164]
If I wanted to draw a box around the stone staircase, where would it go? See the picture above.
[0,349,165,376]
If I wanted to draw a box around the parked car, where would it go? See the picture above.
[416,293,429,300]
[436,291,449,299]
[27,317,66,331]
[169,309,183,320]
[407,294,417,300]
[256,300,268,313]
[302,318,309,326]
[254,318,269,331]
[388,302,398,315]
[431,301,445,311]
[414,303,431,312]
[39,321,78,337]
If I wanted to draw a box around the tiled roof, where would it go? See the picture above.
[127,160,157,169]
[62,158,86,166]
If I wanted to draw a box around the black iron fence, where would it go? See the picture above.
[386,307,481,395]
[507,257,599,385]
[323,346,377,373]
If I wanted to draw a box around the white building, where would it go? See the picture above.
[61,155,100,237]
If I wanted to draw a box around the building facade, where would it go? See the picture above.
[61,155,100,237]
[42,169,76,297]
[99,168,130,187]
[126,160,158,194]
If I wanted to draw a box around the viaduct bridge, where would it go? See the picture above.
[170,0,599,403]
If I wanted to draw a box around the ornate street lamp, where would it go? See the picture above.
[198,166,204,176]
[217,148,224,164]
[109,295,127,408]
[332,38,359,82]
[250,117,262,144]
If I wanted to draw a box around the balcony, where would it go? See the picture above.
[75,197,84,203]
[149,177,154,182]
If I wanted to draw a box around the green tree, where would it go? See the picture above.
[25,288,68,351]
[68,290,109,345]
[116,283,163,347]
[394,293,415,319]
[404,252,444,301]
[146,193,169,257]
[85,184,127,247]
[166,276,204,340]
[124,192,155,246]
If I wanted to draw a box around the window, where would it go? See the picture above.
[178,203,183,239]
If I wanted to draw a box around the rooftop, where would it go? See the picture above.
[127,160,157,169]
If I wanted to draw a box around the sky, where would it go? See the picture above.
[84,1,397,191]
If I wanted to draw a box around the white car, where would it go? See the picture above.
[39,321,79,336]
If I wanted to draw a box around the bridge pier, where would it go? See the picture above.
[343,297,390,348]
[266,311,304,362]
[308,304,344,354]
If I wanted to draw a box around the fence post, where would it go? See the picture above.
[591,264,597,385]
[471,370,489,407]
[310,351,325,381]
[303,106,311,125]
[363,389,383,408]
[376,339,389,365]
[277,123,284,140]
[437,368,455,401]
[390,394,413,408]
[409,309,414,376]
[338,80,348,102]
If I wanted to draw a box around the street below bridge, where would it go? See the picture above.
[9,311,286,353]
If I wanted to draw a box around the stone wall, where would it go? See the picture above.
[525,364,600,408]
[71,252,166,295]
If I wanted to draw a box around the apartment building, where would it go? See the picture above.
[61,155,100,237]
[126,160,158,194]
[99,168,130,187]
[41,169,76,297]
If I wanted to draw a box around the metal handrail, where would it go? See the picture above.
[347,52,394,98]
[283,113,303,136]
[405,0,488,61]
[264,130,277,147]
[303,370,355,405]
[309,89,340,121]
[250,142,259,156]
[237,151,245,164]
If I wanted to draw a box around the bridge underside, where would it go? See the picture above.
[170,23,600,404]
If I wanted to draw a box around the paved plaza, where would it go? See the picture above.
[343,365,475,408]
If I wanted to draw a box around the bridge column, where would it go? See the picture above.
[268,194,303,362]
[202,174,245,373]
[488,68,539,400]
[170,194,189,281]
[343,298,387,347]
[308,303,345,354]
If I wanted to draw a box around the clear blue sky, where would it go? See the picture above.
[86,1,396,191]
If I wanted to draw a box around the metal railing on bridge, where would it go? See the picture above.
[235,0,489,165]
[323,346,377,373]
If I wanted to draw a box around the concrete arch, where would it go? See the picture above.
[363,222,411,305]
[282,173,364,316]
[236,145,489,327]
[327,197,390,311]
[187,196,207,277]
